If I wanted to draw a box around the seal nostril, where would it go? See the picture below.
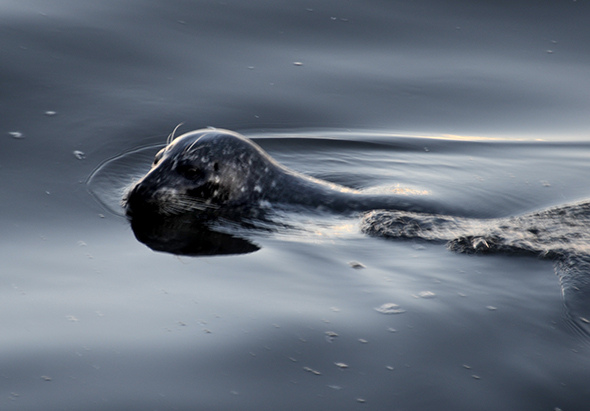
[124,182,154,215]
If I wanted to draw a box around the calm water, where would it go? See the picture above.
[2,1,590,410]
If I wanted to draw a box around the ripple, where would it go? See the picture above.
[86,144,162,216]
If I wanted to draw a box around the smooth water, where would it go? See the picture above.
[2,1,590,410]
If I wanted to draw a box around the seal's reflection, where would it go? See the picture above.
[129,213,260,256]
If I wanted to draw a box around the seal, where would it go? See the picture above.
[124,128,445,220]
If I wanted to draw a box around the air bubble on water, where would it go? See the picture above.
[44,111,57,116]
[293,61,303,66]
[334,362,349,369]
[348,261,365,269]
[73,150,86,160]
[303,366,321,375]
[417,291,436,299]
[325,330,339,342]
[375,303,406,314]
[486,305,497,311]
[9,131,24,139]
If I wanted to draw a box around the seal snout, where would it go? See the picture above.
[124,180,156,217]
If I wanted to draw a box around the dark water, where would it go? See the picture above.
[2,1,590,410]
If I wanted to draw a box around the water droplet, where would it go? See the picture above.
[293,61,303,66]
[44,110,57,116]
[73,150,86,160]
[356,398,366,403]
[334,362,349,369]
[471,374,481,380]
[375,303,406,314]
[358,338,369,344]
[486,306,497,311]
[8,131,24,139]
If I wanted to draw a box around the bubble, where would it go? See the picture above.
[73,150,86,160]
[375,303,406,314]
[303,366,321,375]
[348,261,365,269]
[8,131,24,139]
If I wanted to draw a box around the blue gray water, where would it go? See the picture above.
[2,1,590,410]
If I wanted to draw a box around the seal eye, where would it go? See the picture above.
[177,164,204,180]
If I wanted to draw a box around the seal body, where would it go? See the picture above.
[124,128,447,220]
[125,129,352,218]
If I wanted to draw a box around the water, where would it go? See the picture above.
[2,1,590,410]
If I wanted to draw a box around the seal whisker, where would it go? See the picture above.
[158,193,219,216]
[167,123,184,145]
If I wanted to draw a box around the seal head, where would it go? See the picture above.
[124,129,287,218]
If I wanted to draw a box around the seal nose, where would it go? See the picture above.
[124,181,155,217]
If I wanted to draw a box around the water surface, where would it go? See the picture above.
[2,1,590,410]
